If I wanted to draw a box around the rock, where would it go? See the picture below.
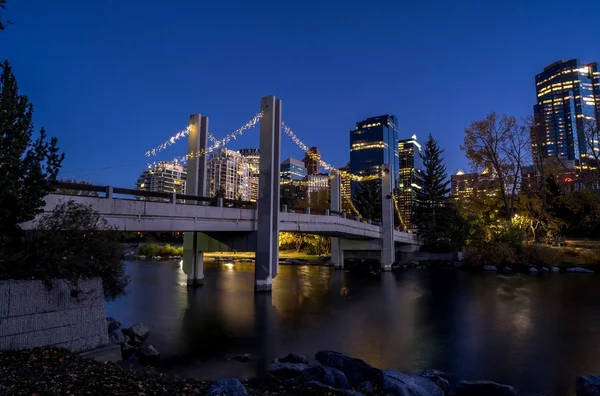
[454,262,465,268]
[128,336,144,346]
[419,369,451,395]
[230,353,253,362]
[207,378,248,396]
[343,391,366,396]
[135,345,160,365]
[268,362,310,379]
[483,265,498,272]
[407,261,419,268]
[302,380,334,391]
[455,380,518,396]
[576,375,600,396]
[121,342,136,359]
[124,323,150,340]
[566,267,595,273]
[383,369,444,396]
[529,266,539,273]
[552,266,561,272]
[357,381,375,393]
[106,317,121,333]
[541,267,550,272]
[275,352,309,364]
[315,350,383,386]
[303,365,350,389]
[502,266,512,272]
[109,329,126,344]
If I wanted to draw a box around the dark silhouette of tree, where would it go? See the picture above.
[56,179,98,197]
[352,179,381,221]
[0,0,10,31]
[0,61,64,245]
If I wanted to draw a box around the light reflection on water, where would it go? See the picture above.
[107,260,600,395]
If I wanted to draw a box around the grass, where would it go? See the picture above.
[204,250,323,264]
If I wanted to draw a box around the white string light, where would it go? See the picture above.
[145,126,191,157]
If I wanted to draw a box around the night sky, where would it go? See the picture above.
[3,0,600,187]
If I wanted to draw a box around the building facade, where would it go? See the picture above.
[349,115,399,191]
[239,148,260,201]
[450,170,496,200]
[206,148,249,200]
[136,161,187,200]
[304,146,321,175]
[281,157,307,181]
[397,136,424,227]
[339,162,352,212]
[533,59,600,164]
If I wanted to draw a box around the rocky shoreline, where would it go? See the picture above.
[1,348,600,395]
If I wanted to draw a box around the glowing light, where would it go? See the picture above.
[145,126,191,157]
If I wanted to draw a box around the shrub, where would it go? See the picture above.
[521,244,563,267]
[464,242,517,267]
[137,243,182,257]
[0,200,129,300]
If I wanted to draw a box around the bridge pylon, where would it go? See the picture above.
[183,114,209,286]
[330,172,344,269]
[255,95,282,292]
[380,164,395,270]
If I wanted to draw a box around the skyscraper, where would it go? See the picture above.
[349,115,399,191]
[304,146,321,175]
[206,148,249,200]
[239,148,260,201]
[280,157,307,181]
[136,161,187,201]
[397,136,423,228]
[339,162,352,212]
[533,59,600,163]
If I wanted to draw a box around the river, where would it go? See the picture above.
[107,260,600,395]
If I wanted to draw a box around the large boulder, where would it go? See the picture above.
[109,328,126,344]
[121,342,136,359]
[229,353,253,362]
[383,369,444,396]
[419,369,451,395]
[315,350,383,386]
[483,265,498,272]
[576,376,600,396]
[455,380,518,396]
[303,365,350,389]
[135,345,160,365]
[275,352,309,365]
[106,317,121,333]
[124,323,150,340]
[207,379,248,396]
[268,362,310,379]
[566,267,595,274]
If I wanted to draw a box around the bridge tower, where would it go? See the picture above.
[381,164,395,270]
[183,114,209,286]
[330,172,344,269]
[255,95,282,292]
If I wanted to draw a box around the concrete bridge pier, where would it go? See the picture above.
[380,164,395,271]
[183,113,209,286]
[255,95,282,292]
[330,172,344,269]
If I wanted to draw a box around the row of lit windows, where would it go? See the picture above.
[350,141,387,151]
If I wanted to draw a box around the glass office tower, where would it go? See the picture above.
[398,136,423,228]
[533,59,600,163]
[349,115,399,191]
[280,157,307,181]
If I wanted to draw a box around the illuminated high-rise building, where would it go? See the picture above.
[397,136,423,228]
[280,157,307,181]
[206,148,249,200]
[136,161,186,201]
[239,148,260,201]
[349,115,399,192]
[304,146,321,175]
[533,59,600,164]
[339,162,352,212]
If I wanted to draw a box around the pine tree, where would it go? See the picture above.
[352,179,381,221]
[414,134,452,249]
[0,61,64,241]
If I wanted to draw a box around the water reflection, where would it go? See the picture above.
[107,261,600,395]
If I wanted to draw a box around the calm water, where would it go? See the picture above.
[107,260,600,395]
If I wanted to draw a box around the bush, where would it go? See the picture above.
[0,200,129,300]
[464,242,517,267]
[137,243,182,257]
[520,244,563,267]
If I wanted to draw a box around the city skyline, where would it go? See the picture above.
[3,1,600,187]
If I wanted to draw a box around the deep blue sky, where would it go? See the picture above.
[3,0,600,187]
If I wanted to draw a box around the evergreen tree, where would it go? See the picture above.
[0,61,64,242]
[352,179,381,221]
[414,134,452,250]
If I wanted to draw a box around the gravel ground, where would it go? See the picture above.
[0,348,356,395]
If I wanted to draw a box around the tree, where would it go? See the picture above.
[0,0,10,31]
[413,134,452,248]
[461,113,529,221]
[56,179,99,197]
[352,179,381,221]
[0,61,64,244]
[279,232,304,252]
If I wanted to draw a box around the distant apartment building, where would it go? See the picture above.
[397,136,424,227]
[206,148,249,200]
[339,162,352,211]
[304,146,321,175]
[532,59,600,165]
[136,161,187,200]
[450,169,496,200]
[281,157,307,181]
[239,148,260,201]
[349,115,399,192]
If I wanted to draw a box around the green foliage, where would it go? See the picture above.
[464,242,517,267]
[0,200,129,300]
[279,232,304,252]
[521,244,562,267]
[137,243,183,257]
[352,179,381,221]
[303,234,330,255]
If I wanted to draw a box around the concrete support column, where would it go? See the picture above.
[255,95,281,292]
[305,207,311,215]
[106,186,113,199]
[183,114,209,286]
[330,172,343,269]
[170,193,177,205]
[282,204,288,213]
[381,164,395,271]
[217,198,223,207]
